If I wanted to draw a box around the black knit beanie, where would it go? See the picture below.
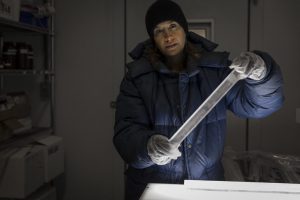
[145,0,188,39]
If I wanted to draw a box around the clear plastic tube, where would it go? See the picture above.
[169,69,244,146]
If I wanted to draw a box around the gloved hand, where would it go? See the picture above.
[230,52,267,80]
[147,134,181,165]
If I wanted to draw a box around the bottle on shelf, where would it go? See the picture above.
[27,43,34,69]
[16,42,29,69]
[3,42,17,69]
[0,34,3,69]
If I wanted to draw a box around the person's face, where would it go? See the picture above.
[153,21,186,58]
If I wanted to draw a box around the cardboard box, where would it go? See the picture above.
[0,92,31,122]
[3,117,32,135]
[26,185,56,200]
[0,0,20,21]
[36,136,64,182]
[0,145,45,198]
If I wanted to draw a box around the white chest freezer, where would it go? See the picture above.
[140,180,300,200]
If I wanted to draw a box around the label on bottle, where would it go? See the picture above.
[3,49,17,55]
[20,49,28,54]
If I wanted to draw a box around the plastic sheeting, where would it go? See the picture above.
[222,148,300,183]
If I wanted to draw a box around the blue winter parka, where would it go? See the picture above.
[113,32,284,197]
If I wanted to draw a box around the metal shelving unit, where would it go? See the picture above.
[0,69,54,75]
[0,16,51,34]
[0,1,55,147]
[0,2,58,199]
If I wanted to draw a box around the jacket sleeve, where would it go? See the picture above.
[226,51,284,118]
[113,71,156,169]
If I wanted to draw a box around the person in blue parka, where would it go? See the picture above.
[113,0,284,199]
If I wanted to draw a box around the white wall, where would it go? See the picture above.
[55,0,124,199]
[249,0,300,154]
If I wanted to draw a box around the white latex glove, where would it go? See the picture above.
[147,134,181,165]
[230,52,267,80]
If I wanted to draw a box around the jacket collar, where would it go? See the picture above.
[127,32,229,78]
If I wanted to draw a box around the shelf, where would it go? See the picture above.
[0,69,54,76]
[0,17,52,35]
[0,127,52,151]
